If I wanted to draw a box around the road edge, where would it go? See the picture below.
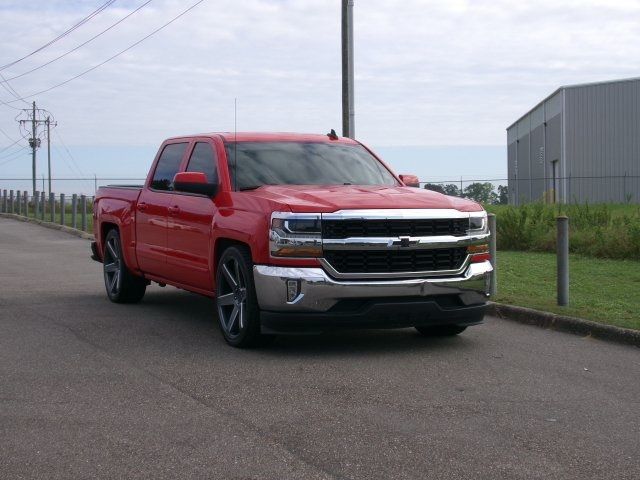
[488,302,640,347]
[0,212,94,240]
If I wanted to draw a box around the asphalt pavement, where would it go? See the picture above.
[1,217,639,480]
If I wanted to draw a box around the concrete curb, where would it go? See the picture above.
[0,213,94,240]
[488,302,640,348]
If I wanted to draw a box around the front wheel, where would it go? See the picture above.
[215,246,267,348]
[103,229,146,303]
[415,325,467,337]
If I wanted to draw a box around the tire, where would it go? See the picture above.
[215,246,268,348]
[415,325,467,337]
[103,229,146,303]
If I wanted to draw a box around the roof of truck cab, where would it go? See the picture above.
[164,132,361,144]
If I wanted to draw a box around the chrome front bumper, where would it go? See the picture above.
[253,261,492,313]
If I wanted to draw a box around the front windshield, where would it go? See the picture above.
[225,142,398,190]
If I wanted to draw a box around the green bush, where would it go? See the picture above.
[485,203,640,260]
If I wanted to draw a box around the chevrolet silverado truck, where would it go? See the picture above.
[92,132,492,347]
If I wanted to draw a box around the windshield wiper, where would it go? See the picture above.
[239,185,262,191]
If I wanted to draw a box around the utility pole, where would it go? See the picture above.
[20,103,53,196]
[46,117,52,195]
[341,0,355,139]
[31,101,36,196]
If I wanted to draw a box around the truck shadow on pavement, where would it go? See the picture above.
[134,288,479,357]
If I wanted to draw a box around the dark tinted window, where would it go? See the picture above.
[186,142,218,183]
[226,142,398,190]
[151,143,188,191]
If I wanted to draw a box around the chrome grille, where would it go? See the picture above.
[322,218,469,238]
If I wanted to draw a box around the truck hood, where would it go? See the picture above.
[242,185,483,213]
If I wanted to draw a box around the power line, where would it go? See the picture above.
[0,72,28,105]
[0,146,28,165]
[2,0,154,83]
[2,0,207,104]
[0,137,23,155]
[0,0,117,72]
[54,130,85,177]
[0,71,29,110]
[0,125,20,144]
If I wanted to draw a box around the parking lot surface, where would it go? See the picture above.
[1,217,639,479]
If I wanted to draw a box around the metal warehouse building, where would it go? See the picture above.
[507,77,640,204]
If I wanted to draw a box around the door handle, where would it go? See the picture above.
[168,205,181,215]
[137,202,147,212]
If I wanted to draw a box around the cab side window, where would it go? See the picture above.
[151,143,188,191]
[186,142,218,184]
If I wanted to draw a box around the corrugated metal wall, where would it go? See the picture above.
[565,80,640,203]
[507,78,640,204]
[507,91,564,204]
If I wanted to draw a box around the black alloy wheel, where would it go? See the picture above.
[103,229,146,303]
[215,246,266,348]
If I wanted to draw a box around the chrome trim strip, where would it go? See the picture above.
[321,209,473,220]
[322,233,489,250]
[318,255,472,280]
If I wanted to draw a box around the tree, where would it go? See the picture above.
[463,182,497,204]
[497,185,508,205]
[424,183,445,194]
[442,184,461,197]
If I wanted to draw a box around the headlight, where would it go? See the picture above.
[468,211,488,235]
[270,212,322,257]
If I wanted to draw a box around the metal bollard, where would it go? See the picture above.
[49,192,55,223]
[60,193,66,226]
[81,195,87,232]
[1,189,6,213]
[488,213,497,296]
[40,191,45,220]
[557,216,569,306]
[16,190,21,215]
[71,194,78,229]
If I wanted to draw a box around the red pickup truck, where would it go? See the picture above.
[92,132,492,347]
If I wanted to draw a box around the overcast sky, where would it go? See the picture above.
[1,0,640,187]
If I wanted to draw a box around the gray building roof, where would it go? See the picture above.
[506,76,640,130]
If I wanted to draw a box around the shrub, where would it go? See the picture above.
[485,203,640,260]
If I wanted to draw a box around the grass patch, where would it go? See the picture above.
[495,250,640,330]
[485,203,640,260]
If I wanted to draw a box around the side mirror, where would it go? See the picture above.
[173,172,218,196]
[399,174,420,188]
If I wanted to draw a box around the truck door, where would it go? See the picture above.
[136,142,189,277]
[166,141,219,291]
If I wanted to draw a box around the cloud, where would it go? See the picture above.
[0,0,639,151]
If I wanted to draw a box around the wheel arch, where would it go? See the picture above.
[212,238,253,288]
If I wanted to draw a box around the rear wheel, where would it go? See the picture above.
[215,246,267,348]
[103,229,146,303]
[415,325,467,337]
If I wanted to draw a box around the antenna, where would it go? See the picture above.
[234,97,237,192]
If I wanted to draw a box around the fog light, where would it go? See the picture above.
[286,279,300,302]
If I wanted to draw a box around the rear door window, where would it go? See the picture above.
[151,143,188,191]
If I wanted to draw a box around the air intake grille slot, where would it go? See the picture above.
[322,218,469,239]
[324,247,467,274]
